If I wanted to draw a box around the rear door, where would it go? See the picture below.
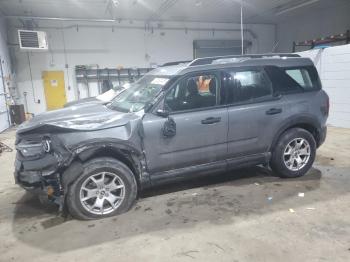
[142,71,228,174]
[222,67,285,164]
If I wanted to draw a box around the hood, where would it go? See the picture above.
[64,97,102,108]
[18,103,143,134]
[64,89,120,108]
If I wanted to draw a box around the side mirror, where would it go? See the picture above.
[156,109,170,118]
[162,117,176,137]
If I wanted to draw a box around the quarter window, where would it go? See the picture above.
[165,74,218,112]
[285,68,314,90]
[265,66,321,94]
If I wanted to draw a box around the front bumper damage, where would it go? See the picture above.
[14,155,63,206]
[14,131,148,211]
[13,103,150,212]
[16,172,63,204]
[14,134,73,209]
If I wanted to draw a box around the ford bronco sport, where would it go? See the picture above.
[14,54,329,219]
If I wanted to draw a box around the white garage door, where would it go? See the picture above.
[193,40,251,58]
[298,44,350,128]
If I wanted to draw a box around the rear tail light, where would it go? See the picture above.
[321,96,330,116]
[326,96,330,116]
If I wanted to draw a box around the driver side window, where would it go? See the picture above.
[165,74,218,112]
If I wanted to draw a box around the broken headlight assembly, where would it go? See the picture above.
[16,138,51,158]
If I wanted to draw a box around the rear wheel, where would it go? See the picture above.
[270,128,316,178]
[67,157,137,220]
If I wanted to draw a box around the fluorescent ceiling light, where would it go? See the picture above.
[111,0,120,7]
[195,0,202,7]
[275,0,320,16]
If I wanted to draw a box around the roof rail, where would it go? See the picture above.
[161,60,191,67]
[188,53,301,66]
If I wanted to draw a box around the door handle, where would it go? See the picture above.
[266,108,282,115]
[201,117,221,124]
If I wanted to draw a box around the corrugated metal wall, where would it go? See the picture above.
[299,44,350,128]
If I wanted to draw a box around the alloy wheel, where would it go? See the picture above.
[79,172,125,215]
[283,138,311,171]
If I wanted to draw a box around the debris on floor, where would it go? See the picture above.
[289,208,296,213]
[267,196,273,201]
[0,142,13,154]
[298,192,305,198]
[306,207,316,210]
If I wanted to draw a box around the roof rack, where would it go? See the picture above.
[161,60,191,67]
[188,53,301,67]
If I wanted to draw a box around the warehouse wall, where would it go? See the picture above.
[7,20,276,115]
[276,1,350,52]
[0,16,11,132]
[299,44,350,128]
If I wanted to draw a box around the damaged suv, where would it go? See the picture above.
[15,54,329,220]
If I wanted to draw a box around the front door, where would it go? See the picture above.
[42,71,66,110]
[142,72,228,174]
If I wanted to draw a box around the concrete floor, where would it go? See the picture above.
[0,127,349,262]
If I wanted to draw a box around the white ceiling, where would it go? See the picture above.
[0,0,348,24]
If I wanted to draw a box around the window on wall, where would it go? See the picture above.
[165,74,218,111]
[221,69,273,104]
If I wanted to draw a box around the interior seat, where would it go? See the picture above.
[185,79,202,109]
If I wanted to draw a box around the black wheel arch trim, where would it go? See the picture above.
[62,138,151,193]
[270,114,322,151]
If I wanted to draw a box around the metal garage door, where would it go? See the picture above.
[193,40,251,58]
[299,44,350,128]
[0,59,9,133]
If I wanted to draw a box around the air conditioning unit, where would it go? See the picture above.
[18,30,48,51]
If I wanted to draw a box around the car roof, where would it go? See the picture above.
[147,54,314,77]
[147,63,189,76]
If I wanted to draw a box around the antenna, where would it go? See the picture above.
[240,0,244,55]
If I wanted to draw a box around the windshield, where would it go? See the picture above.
[108,75,171,113]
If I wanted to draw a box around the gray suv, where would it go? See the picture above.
[14,54,329,220]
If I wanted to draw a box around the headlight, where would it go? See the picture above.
[16,138,51,158]
[42,139,51,153]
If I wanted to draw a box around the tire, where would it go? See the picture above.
[270,128,316,178]
[66,157,137,220]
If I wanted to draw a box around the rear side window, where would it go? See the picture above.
[285,68,313,89]
[265,66,321,94]
[221,69,273,104]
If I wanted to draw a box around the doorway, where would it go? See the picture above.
[42,71,66,110]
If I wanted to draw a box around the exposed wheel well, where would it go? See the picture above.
[289,123,320,146]
[77,147,141,189]
[272,123,321,151]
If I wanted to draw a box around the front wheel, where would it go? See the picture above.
[67,157,137,220]
[270,128,316,178]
